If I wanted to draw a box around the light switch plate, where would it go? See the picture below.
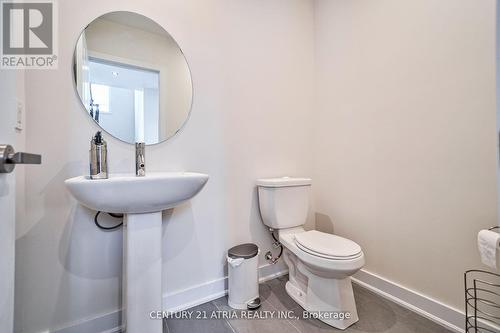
[15,100,23,131]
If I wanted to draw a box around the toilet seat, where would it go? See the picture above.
[294,230,362,260]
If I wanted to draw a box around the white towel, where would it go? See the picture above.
[478,229,500,269]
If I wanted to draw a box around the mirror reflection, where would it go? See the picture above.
[73,11,193,145]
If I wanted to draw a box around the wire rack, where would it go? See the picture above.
[465,269,500,332]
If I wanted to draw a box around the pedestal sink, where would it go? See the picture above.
[65,172,209,333]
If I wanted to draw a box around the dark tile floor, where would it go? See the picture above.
[164,275,452,333]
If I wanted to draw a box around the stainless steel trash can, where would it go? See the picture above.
[227,243,261,310]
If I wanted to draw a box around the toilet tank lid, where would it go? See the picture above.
[256,177,311,188]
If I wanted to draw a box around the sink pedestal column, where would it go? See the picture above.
[124,212,163,333]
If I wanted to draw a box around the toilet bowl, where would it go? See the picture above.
[257,177,364,330]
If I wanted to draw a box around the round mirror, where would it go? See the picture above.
[73,11,193,145]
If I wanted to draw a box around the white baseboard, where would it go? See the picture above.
[162,276,227,313]
[51,263,288,333]
[352,269,464,333]
[51,266,466,333]
[259,261,289,283]
[163,262,288,312]
[51,309,123,333]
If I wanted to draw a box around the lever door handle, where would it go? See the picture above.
[0,144,42,173]
[9,152,41,164]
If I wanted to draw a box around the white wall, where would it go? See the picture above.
[497,0,500,226]
[313,0,498,311]
[14,0,314,332]
[16,1,499,331]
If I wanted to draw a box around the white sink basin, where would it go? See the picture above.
[64,171,209,333]
[65,172,209,214]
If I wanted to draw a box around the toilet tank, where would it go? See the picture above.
[256,177,311,229]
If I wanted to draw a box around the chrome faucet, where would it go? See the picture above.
[135,143,146,176]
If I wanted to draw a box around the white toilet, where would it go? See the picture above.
[257,177,365,330]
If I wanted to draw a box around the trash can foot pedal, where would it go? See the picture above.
[247,297,261,310]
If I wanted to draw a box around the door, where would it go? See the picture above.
[0,71,17,332]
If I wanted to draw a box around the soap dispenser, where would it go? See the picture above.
[90,131,108,179]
